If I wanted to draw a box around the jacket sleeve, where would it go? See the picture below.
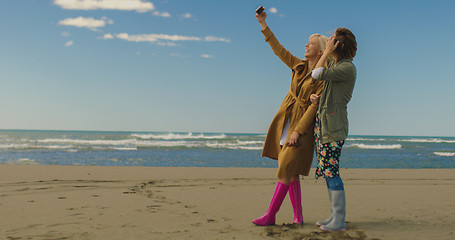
[261,27,301,70]
[293,83,324,135]
[318,61,356,82]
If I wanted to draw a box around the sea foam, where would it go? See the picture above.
[400,138,455,143]
[131,132,227,140]
[7,158,38,165]
[349,144,402,149]
[346,137,387,141]
[434,152,455,157]
[37,138,137,145]
[0,144,30,149]
[204,142,263,150]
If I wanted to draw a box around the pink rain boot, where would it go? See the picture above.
[289,181,303,224]
[252,182,289,226]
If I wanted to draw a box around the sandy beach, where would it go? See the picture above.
[0,165,454,240]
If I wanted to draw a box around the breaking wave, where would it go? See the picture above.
[434,152,455,157]
[131,132,227,140]
[399,138,455,143]
[348,144,402,149]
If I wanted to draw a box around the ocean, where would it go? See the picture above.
[0,130,454,169]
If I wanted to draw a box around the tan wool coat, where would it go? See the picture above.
[260,27,323,178]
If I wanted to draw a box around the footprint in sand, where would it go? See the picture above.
[147,204,161,208]
[263,227,375,240]
[146,205,161,213]
[122,191,137,194]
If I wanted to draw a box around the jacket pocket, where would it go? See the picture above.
[322,104,346,132]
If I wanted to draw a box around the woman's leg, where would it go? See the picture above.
[326,176,344,191]
[278,178,291,185]
[290,175,300,182]
[316,187,333,226]
[320,176,346,231]
[252,178,290,226]
[288,175,303,224]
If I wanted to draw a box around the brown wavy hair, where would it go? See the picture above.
[333,28,357,60]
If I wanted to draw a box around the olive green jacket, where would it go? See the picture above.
[316,58,356,144]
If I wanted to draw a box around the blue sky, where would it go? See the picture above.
[1,0,454,136]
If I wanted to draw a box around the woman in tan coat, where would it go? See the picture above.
[253,9,327,226]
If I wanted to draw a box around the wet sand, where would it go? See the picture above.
[0,165,454,240]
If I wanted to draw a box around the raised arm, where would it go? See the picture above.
[286,83,324,146]
[312,36,356,82]
[256,10,269,31]
[256,11,301,69]
[314,36,338,70]
[293,84,324,135]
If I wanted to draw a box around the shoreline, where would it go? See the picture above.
[1,165,455,181]
[1,165,454,239]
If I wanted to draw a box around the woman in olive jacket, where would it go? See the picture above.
[253,9,328,226]
[310,28,357,231]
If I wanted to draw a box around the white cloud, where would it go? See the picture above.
[201,54,214,58]
[268,7,284,17]
[61,31,71,37]
[110,33,229,46]
[156,42,176,47]
[102,33,114,39]
[53,0,155,12]
[115,33,200,42]
[65,41,74,47]
[58,16,113,31]
[204,36,230,43]
[181,13,192,19]
[153,11,171,18]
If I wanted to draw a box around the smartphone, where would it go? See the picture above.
[256,6,264,15]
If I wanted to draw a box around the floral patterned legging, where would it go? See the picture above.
[314,114,345,179]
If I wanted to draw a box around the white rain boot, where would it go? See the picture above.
[320,190,346,231]
[316,189,333,226]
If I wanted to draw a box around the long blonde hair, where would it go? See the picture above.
[311,34,328,52]
[310,34,334,66]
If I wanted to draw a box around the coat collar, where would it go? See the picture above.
[336,58,352,65]
[292,59,307,72]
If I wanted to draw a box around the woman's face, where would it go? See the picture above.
[304,36,322,59]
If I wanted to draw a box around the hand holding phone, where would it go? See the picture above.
[256,6,264,15]
[255,5,267,28]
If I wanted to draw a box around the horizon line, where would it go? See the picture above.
[0,128,454,138]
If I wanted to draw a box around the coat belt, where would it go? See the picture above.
[289,91,310,108]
